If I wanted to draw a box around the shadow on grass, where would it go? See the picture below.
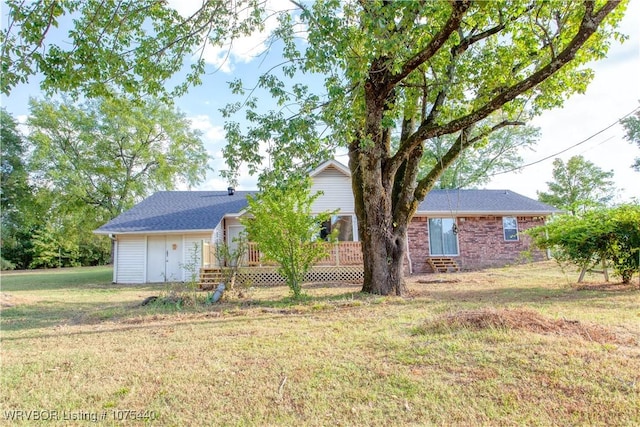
[3,279,635,334]
[0,310,289,342]
[0,286,396,334]
[1,300,138,332]
[420,284,637,306]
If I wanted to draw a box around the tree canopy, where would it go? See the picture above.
[1,0,264,99]
[1,98,210,269]
[537,155,616,214]
[420,121,540,189]
[0,108,30,227]
[28,96,210,218]
[222,1,627,294]
[0,109,37,269]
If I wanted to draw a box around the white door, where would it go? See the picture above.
[146,235,183,282]
[165,236,182,281]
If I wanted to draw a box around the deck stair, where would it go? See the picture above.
[427,257,460,273]
[199,268,225,290]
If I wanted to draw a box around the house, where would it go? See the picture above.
[95,160,558,284]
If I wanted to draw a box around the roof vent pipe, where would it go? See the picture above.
[227,187,235,196]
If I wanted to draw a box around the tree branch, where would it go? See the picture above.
[405,0,620,152]
[388,0,471,87]
[413,120,524,202]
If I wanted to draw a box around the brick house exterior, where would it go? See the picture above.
[408,215,547,273]
[97,160,558,284]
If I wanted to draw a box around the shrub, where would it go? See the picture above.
[528,205,640,284]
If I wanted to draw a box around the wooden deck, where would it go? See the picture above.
[200,241,364,288]
[202,241,363,268]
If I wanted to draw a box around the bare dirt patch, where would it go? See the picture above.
[423,308,636,345]
[0,292,30,308]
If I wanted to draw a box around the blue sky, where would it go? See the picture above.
[3,0,639,202]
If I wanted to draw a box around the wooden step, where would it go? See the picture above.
[199,268,224,290]
[427,257,459,273]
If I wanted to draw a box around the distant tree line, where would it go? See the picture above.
[1,99,209,270]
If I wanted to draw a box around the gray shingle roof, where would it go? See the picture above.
[96,188,557,234]
[418,189,558,215]
[94,191,254,234]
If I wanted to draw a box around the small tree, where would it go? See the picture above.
[242,178,334,299]
[214,234,248,295]
[537,156,616,215]
[528,205,640,284]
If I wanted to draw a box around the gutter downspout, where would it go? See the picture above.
[109,234,117,283]
[405,232,413,275]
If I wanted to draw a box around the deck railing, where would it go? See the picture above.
[246,241,363,266]
[202,241,363,267]
[202,241,215,267]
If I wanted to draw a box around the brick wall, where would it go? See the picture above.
[408,215,547,273]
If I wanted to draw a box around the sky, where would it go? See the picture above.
[2,0,639,202]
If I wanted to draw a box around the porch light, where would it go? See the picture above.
[227,187,235,196]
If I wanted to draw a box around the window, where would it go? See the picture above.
[503,217,519,241]
[428,218,458,255]
[320,215,355,241]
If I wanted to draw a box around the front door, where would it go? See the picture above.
[147,235,182,282]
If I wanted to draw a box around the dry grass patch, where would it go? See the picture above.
[1,262,639,425]
[418,307,635,345]
[0,293,32,308]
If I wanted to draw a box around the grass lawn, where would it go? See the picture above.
[1,262,639,425]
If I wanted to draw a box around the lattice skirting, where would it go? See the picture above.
[234,266,364,287]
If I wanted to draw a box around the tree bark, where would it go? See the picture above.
[354,180,408,295]
[350,141,410,296]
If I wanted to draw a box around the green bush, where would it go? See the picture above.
[1,257,16,271]
[528,205,640,284]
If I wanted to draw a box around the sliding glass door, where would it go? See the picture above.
[428,218,459,256]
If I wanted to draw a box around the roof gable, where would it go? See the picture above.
[309,159,351,178]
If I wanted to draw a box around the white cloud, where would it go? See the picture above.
[165,0,204,18]
[15,114,29,136]
[168,0,300,73]
[184,113,267,190]
[199,0,285,73]
[189,114,225,142]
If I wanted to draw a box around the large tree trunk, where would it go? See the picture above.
[349,61,417,296]
[359,222,407,296]
[350,143,410,296]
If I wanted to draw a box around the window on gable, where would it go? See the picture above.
[320,215,355,241]
[503,216,519,241]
